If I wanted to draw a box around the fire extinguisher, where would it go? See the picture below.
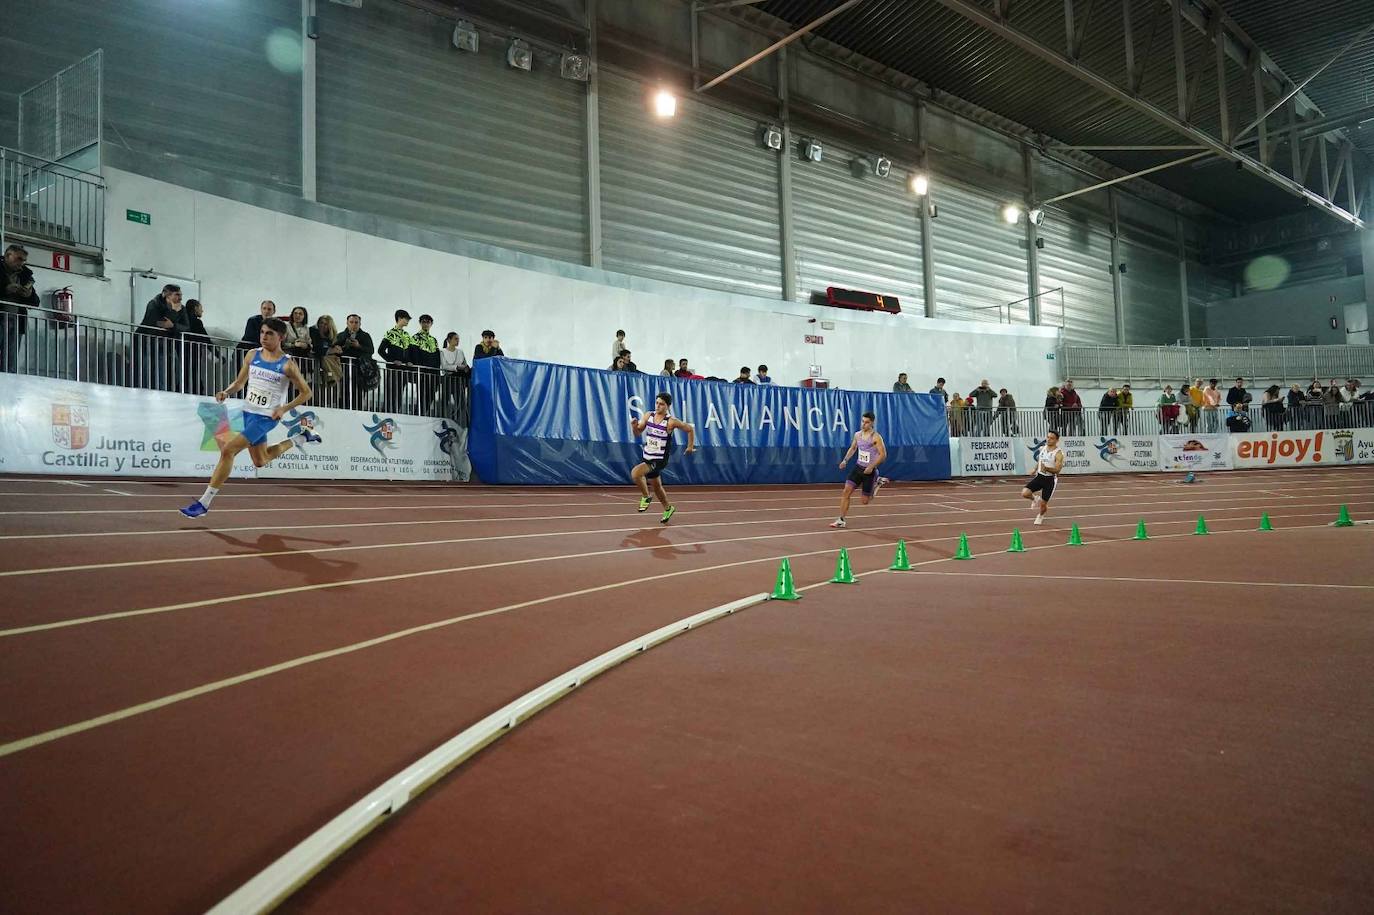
[53,286,75,325]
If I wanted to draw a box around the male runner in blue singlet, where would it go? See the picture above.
[630,392,695,524]
[179,317,321,517]
[829,411,888,528]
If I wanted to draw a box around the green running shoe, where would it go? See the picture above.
[660,505,676,524]
[638,496,651,512]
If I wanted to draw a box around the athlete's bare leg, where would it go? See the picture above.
[247,439,294,468]
[631,462,651,498]
[209,434,253,488]
[650,477,669,509]
[837,483,855,517]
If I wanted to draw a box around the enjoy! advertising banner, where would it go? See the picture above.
[0,374,467,481]
[1158,434,1232,472]
[1229,429,1374,469]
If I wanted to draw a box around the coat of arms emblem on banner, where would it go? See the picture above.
[52,404,91,450]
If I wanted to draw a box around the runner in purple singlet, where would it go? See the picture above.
[829,410,888,529]
[630,392,696,524]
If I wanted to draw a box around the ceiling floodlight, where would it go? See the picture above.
[909,173,929,196]
[452,20,478,53]
[1002,204,1022,225]
[799,138,823,163]
[652,89,677,118]
[1028,208,1045,226]
[507,39,532,71]
[758,124,783,151]
[560,53,589,81]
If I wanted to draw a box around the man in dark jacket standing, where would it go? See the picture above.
[336,313,376,409]
[239,300,277,352]
[1,244,39,372]
[137,283,188,390]
[1059,379,1085,435]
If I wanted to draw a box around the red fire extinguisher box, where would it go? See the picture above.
[53,286,75,324]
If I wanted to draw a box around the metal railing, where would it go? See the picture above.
[949,403,1374,438]
[0,306,470,425]
[1,147,106,254]
[1064,343,1374,388]
[1177,335,1317,347]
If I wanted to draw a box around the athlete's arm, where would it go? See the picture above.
[670,418,696,453]
[839,432,858,469]
[217,351,254,401]
[630,413,648,435]
[1043,449,1065,475]
[275,360,314,419]
[865,434,887,473]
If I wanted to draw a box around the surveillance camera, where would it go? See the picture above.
[807,317,818,324]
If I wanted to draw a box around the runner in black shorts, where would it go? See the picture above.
[630,392,696,524]
[829,411,888,529]
[1021,429,1064,526]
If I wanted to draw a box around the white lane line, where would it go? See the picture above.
[0,517,1347,761]
[3,498,1369,580]
[4,483,1371,542]
[102,489,133,496]
[911,570,1374,590]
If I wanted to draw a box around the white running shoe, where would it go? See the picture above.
[828,518,847,529]
[1033,514,1044,526]
[874,476,890,497]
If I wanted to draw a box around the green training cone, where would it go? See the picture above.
[1067,523,1083,546]
[770,557,802,601]
[1194,515,1210,535]
[1259,513,1274,531]
[1133,519,1149,541]
[1007,528,1025,553]
[954,533,973,560]
[889,539,912,571]
[830,547,858,584]
[1335,504,1354,527]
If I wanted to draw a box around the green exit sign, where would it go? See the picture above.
[126,209,151,225]
[1046,353,1056,360]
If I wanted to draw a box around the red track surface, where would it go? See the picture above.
[2,469,1372,913]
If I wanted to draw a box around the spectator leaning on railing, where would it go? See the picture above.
[1203,378,1221,432]
[892,372,913,393]
[283,307,313,360]
[1226,401,1252,433]
[379,310,415,412]
[971,379,997,436]
[410,314,441,405]
[336,313,377,404]
[1059,380,1084,435]
[756,364,772,384]
[996,387,1019,435]
[474,330,504,361]
[183,299,213,395]
[1115,383,1133,434]
[1,244,39,372]
[313,314,344,385]
[1261,384,1285,431]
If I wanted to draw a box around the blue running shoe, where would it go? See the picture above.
[179,500,208,518]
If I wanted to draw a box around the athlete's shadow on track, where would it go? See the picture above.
[620,527,706,560]
[201,530,360,585]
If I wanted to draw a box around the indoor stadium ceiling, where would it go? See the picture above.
[740,0,1374,224]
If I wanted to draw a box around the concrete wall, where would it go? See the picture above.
[24,166,1062,402]
[1202,276,1366,344]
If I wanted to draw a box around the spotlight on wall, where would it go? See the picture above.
[1002,204,1023,225]
[452,20,479,53]
[909,173,929,196]
[507,39,532,71]
[872,155,892,178]
[928,203,939,218]
[652,88,677,118]
[851,155,891,178]
[798,138,823,163]
[560,53,589,81]
[1027,207,1045,226]
[758,123,783,151]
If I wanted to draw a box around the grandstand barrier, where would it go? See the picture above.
[468,357,952,485]
[0,373,470,481]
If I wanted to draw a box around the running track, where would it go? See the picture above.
[1,468,1371,912]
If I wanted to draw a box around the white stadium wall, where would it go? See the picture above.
[29,166,1064,404]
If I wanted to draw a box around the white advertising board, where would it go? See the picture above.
[0,375,469,481]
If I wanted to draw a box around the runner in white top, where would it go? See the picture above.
[179,317,321,518]
[1021,429,1064,526]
